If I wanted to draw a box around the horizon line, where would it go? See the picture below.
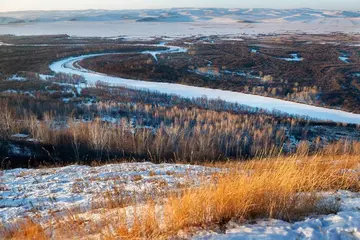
[0,7,355,14]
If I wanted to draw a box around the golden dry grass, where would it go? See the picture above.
[1,154,359,240]
[106,154,359,239]
[1,218,48,240]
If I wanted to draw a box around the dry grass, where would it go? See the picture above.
[111,154,359,239]
[1,218,48,240]
[2,154,359,239]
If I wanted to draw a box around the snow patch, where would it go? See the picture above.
[280,53,303,62]
[339,56,350,63]
[0,162,214,223]
[0,41,13,46]
[11,134,30,139]
[7,75,26,81]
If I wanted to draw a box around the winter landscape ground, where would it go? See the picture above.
[1,5,360,240]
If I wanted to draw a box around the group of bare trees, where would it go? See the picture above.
[1,82,359,168]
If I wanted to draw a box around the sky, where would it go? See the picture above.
[0,0,359,12]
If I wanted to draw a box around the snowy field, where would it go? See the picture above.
[195,191,360,239]
[49,46,360,124]
[0,20,359,38]
[0,162,213,223]
[1,163,360,239]
[0,8,360,37]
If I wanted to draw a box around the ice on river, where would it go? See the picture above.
[49,46,360,124]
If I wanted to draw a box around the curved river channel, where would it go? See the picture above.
[50,44,360,124]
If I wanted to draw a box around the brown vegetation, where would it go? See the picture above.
[1,153,359,239]
[1,77,359,168]
[0,35,165,75]
[79,34,360,113]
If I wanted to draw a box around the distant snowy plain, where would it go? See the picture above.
[0,8,360,37]
[0,20,359,38]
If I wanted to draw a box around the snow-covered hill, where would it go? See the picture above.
[0,8,359,24]
[1,163,360,239]
[1,8,359,37]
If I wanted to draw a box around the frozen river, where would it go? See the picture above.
[49,45,360,124]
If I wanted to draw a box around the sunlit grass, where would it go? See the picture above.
[2,154,359,239]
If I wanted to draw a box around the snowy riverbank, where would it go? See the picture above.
[49,45,360,124]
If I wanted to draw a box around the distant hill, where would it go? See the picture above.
[0,8,359,25]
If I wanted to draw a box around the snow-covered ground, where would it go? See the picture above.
[0,8,359,37]
[6,74,27,81]
[195,191,360,240]
[49,45,360,124]
[339,56,350,63]
[0,20,359,38]
[0,162,213,223]
[280,53,304,62]
[1,163,360,239]
[339,53,351,63]
[0,41,13,46]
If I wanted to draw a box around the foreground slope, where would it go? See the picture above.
[1,154,360,239]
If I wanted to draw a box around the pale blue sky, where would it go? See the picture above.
[0,0,358,12]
